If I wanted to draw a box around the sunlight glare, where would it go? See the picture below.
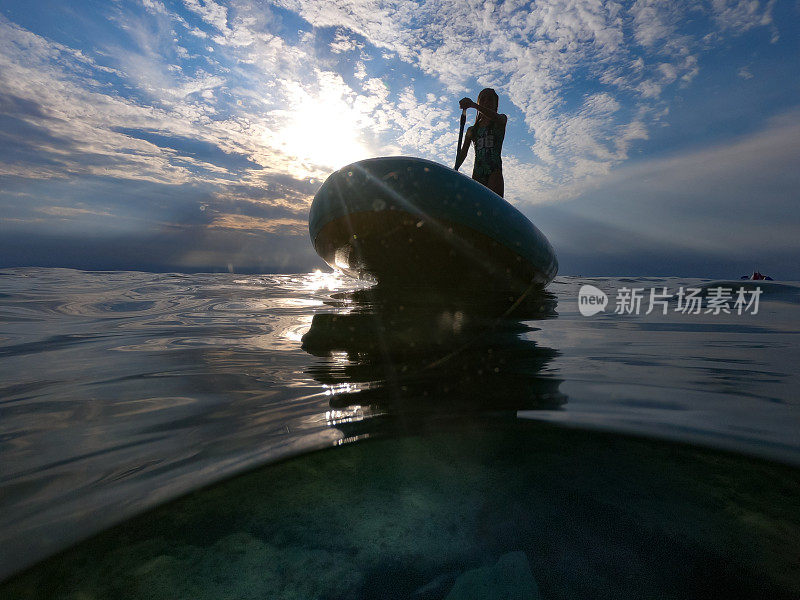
[305,269,345,291]
[264,86,372,179]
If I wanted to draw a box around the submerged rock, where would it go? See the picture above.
[444,551,540,600]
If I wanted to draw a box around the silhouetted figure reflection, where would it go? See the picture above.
[301,286,565,435]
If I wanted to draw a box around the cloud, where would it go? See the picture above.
[0,2,790,272]
[329,30,363,54]
[0,2,781,197]
[393,87,454,160]
[36,206,114,218]
[529,109,800,277]
[0,6,376,236]
[269,0,776,199]
[182,0,232,34]
[209,213,306,234]
[710,0,775,34]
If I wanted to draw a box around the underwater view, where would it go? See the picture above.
[1,268,798,599]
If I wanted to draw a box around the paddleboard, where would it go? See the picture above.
[309,157,557,290]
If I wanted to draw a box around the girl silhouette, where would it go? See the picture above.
[455,88,507,197]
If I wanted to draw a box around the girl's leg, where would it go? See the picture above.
[488,170,504,197]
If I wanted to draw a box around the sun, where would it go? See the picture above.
[264,85,373,179]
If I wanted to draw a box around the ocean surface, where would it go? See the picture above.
[1,268,799,598]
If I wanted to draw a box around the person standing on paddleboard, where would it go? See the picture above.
[454,88,507,197]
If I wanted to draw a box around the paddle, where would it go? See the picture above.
[454,107,467,170]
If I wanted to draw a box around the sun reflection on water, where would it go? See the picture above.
[304,269,347,292]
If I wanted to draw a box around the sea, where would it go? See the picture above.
[1,268,798,599]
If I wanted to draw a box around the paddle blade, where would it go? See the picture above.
[455,108,467,170]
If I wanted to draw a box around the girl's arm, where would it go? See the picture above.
[454,127,472,171]
[460,98,507,123]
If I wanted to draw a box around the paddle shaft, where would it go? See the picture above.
[454,108,467,170]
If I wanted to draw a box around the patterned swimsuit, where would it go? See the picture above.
[471,118,505,185]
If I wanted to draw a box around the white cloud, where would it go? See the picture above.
[182,0,231,34]
[353,61,367,80]
[267,0,727,192]
[0,0,785,229]
[710,0,775,33]
[329,30,363,54]
[392,87,454,160]
[630,0,678,47]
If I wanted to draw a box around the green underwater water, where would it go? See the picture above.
[4,421,799,600]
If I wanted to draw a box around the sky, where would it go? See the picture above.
[0,0,798,277]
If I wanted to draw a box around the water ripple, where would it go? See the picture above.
[0,268,799,581]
